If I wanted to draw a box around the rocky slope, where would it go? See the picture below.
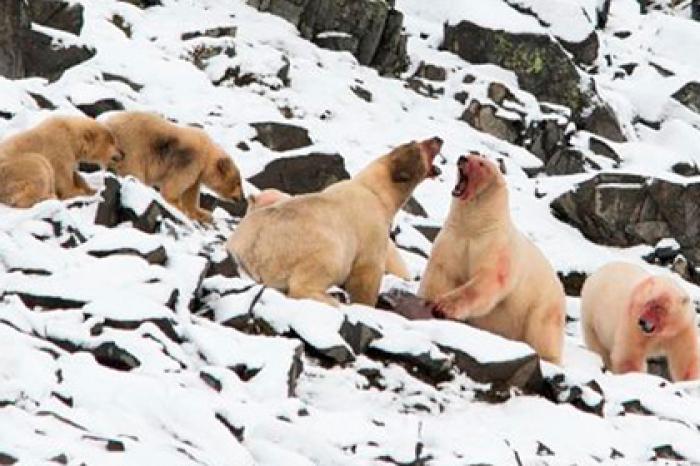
[1,0,700,464]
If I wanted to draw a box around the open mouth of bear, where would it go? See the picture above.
[638,317,656,334]
[452,157,468,197]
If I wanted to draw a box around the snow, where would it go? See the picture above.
[1,0,700,463]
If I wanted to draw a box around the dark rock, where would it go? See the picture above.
[402,196,428,218]
[77,98,125,118]
[199,192,247,217]
[6,292,86,310]
[98,317,180,343]
[581,105,626,142]
[247,0,408,76]
[188,42,237,73]
[649,62,674,77]
[589,137,620,163]
[288,344,304,396]
[370,9,408,77]
[338,318,382,354]
[542,374,604,415]
[652,445,685,461]
[526,119,566,163]
[368,347,453,385]
[110,14,131,38]
[405,78,444,99]
[693,0,700,21]
[414,225,440,242]
[544,148,586,176]
[181,26,237,41]
[557,271,588,296]
[442,343,543,392]
[29,92,56,110]
[622,399,653,415]
[552,174,700,255]
[672,162,700,177]
[613,31,631,39]
[443,20,588,116]
[559,31,599,65]
[102,72,144,92]
[0,0,30,79]
[0,453,16,465]
[1,0,94,81]
[22,29,95,82]
[94,176,122,228]
[200,371,222,392]
[230,363,261,382]
[29,0,84,35]
[87,245,167,265]
[537,442,554,456]
[672,82,700,115]
[597,0,612,28]
[314,31,359,54]
[206,254,239,279]
[251,122,312,152]
[351,85,372,102]
[487,82,520,106]
[454,90,469,105]
[414,62,447,82]
[49,453,68,464]
[91,342,140,371]
[376,289,434,320]
[249,152,349,194]
[215,413,245,442]
[461,101,522,145]
[117,0,162,8]
[620,63,638,76]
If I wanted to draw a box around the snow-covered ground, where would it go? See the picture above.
[2,0,700,463]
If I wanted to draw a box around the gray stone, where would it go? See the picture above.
[248,152,348,194]
[672,82,700,115]
[251,122,312,151]
[29,0,84,35]
[551,174,700,257]
[76,98,125,118]
[248,0,408,76]
[544,148,586,175]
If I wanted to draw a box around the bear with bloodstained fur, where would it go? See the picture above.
[419,154,565,364]
[103,111,243,223]
[0,116,121,202]
[228,138,443,306]
[581,262,699,381]
[247,188,412,280]
[0,153,56,208]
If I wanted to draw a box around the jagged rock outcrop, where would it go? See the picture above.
[442,19,625,142]
[246,0,408,76]
[551,173,700,277]
[0,0,94,81]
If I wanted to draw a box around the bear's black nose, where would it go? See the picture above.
[432,136,443,146]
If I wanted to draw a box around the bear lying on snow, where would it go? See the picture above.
[104,111,243,223]
[0,115,121,207]
[228,137,443,306]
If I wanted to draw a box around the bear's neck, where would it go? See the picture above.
[446,184,510,236]
[355,160,418,221]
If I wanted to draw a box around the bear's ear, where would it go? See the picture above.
[390,144,422,183]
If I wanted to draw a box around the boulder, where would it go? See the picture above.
[21,29,95,82]
[693,0,700,21]
[248,152,349,194]
[0,0,30,79]
[552,174,700,263]
[442,20,624,141]
[544,148,586,176]
[76,98,125,118]
[247,0,408,76]
[672,82,700,115]
[28,0,84,35]
[251,122,312,152]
